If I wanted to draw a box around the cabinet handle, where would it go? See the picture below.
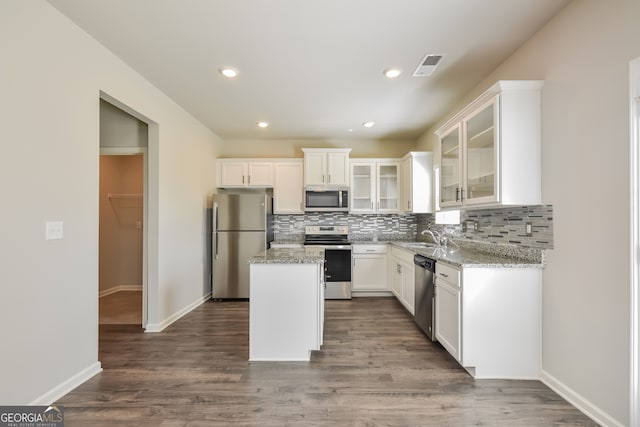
[328,174,331,183]
[248,175,251,185]
[439,272,449,278]
[366,249,375,252]
[322,174,325,183]
[455,188,460,202]
[377,201,380,210]
[242,175,245,184]
[461,188,465,201]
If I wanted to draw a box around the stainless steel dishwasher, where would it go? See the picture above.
[414,254,436,341]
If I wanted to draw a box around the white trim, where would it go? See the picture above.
[541,369,624,427]
[144,293,211,333]
[630,56,640,427]
[99,285,143,298]
[29,362,102,405]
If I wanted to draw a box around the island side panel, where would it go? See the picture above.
[462,267,542,379]
[249,263,322,361]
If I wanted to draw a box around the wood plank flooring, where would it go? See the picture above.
[99,290,142,325]
[58,297,597,426]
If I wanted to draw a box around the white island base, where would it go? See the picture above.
[249,261,324,362]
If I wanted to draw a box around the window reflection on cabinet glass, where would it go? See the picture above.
[440,127,460,204]
[352,164,373,210]
[465,102,495,200]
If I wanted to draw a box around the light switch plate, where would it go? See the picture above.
[46,221,64,240]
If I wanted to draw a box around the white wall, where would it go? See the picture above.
[0,1,222,404]
[419,1,639,424]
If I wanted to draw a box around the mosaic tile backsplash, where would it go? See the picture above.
[274,205,553,251]
[274,205,553,250]
[417,205,554,249]
[274,212,417,242]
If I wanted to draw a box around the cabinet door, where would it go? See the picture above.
[401,261,415,315]
[352,254,388,291]
[391,260,402,299]
[350,163,375,213]
[304,152,326,185]
[464,97,497,205]
[327,151,349,186]
[435,279,461,361]
[274,162,304,213]
[248,162,273,186]
[377,162,400,212]
[401,157,412,212]
[439,124,463,208]
[219,162,248,187]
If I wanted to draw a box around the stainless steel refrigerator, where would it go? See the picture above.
[212,191,273,299]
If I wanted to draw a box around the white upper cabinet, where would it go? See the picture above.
[273,160,304,214]
[401,152,433,213]
[217,159,274,188]
[436,80,543,209]
[302,148,351,186]
[350,159,400,214]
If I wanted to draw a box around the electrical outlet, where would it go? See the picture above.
[46,221,64,240]
[473,221,479,232]
[525,222,533,236]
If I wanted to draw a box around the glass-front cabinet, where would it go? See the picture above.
[350,160,400,214]
[464,98,497,205]
[439,124,462,208]
[436,80,543,210]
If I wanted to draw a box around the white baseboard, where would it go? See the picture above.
[99,284,142,297]
[29,362,102,405]
[541,369,624,427]
[145,292,211,333]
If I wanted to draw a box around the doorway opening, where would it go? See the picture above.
[99,153,144,326]
[99,94,154,331]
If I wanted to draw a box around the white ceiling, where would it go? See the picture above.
[48,0,571,141]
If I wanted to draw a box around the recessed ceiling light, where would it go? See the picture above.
[362,121,375,128]
[257,121,269,128]
[219,67,239,78]
[383,68,402,78]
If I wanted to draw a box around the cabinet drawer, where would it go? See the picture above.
[436,262,460,287]
[353,244,388,254]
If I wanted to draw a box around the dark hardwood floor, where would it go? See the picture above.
[58,297,597,426]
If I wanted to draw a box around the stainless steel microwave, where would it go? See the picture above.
[304,186,349,212]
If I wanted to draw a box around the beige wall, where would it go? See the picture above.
[99,155,143,292]
[419,1,639,424]
[0,1,222,405]
[219,138,418,159]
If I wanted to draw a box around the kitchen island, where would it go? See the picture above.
[248,247,325,361]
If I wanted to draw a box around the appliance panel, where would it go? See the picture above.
[214,193,268,231]
[212,230,266,298]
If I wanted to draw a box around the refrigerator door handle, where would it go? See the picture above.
[213,203,219,259]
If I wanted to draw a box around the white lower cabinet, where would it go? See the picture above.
[352,245,389,293]
[435,261,542,379]
[435,264,461,361]
[390,246,415,315]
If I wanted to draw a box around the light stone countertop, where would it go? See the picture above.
[249,247,325,264]
[352,241,544,268]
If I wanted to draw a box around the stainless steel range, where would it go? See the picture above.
[303,225,351,299]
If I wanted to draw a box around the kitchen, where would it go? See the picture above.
[2,1,639,426]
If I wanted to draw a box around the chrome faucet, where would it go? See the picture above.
[421,229,442,247]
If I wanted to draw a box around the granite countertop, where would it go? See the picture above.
[354,240,544,268]
[249,247,325,264]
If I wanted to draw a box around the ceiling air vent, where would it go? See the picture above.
[412,53,444,77]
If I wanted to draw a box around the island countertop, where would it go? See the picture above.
[249,247,325,264]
